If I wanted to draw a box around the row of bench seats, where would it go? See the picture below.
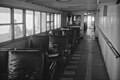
[0,27,80,80]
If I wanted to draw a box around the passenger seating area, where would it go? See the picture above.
[0,27,80,80]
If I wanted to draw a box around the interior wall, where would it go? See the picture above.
[95,11,99,37]
[95,4,120,80]
[98,4,120,55]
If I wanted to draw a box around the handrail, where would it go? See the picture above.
[97,26,120,58]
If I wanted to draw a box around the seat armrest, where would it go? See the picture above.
[48,53,59,58]
[48,53,60,61]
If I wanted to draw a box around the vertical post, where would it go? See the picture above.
[23,9,26,37]
[11,8,14,40]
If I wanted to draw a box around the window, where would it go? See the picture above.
[26,10,33,36]
[47,13,51,31]
[0,7,11,24]
[46,13,54,30]
[0,7,11,43]
[35,11,41,34]
[58,14,61,28]
[54,14,58,29]
[41,12,46,32]
[14,9,23,23]
[14,9,23,39]
[51,14,54,29]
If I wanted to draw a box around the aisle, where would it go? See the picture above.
[59,29,109,80]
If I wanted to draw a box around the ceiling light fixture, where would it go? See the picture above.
[56,0,72,2]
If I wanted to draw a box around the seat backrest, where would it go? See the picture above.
[0,48,14,80]
[30,35,49,52]
[8,50,44,80]
[48,30,62,36]
[61,30,75,44]
[49,35,68,52]
[0,51,8,80]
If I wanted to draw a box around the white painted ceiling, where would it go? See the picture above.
[18,0,117,12]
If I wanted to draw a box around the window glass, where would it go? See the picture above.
[51,22,54,30]
[51,14,53,21]
[0,7,11,24]
[47,23,50,31]
[54,14,58,29]
[58,14,61,28]
[35,11,40,34]
[47,13,50,21]
[0,25,11,43]
[50,14,54,30]
[26,10,33,36]
[41,12,46,32]
[14,24,23,39]
[14,9,23,23]
[0,7,11,43]
[14,9,23,39]
[66,17,69,26]
[47,13,50,31]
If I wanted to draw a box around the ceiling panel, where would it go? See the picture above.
[18,0,117,12]
[100,0,117,4]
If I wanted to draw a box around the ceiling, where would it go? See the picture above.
[18,0,117,12]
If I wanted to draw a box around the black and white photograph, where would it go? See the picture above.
[0,0,120,80]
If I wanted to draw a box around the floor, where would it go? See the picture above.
[58,28,109,80]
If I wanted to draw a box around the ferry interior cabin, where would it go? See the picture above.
[0,0,120,80]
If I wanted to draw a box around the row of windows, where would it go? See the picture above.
[0,7,61,43]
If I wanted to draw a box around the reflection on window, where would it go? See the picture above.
[26,10,33,36]
[14,24,23,39]
[41,12,46,32]
[35,12,40,34]
[14,9,23,23]
[0,7,11,24]
[0,25,11,43]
